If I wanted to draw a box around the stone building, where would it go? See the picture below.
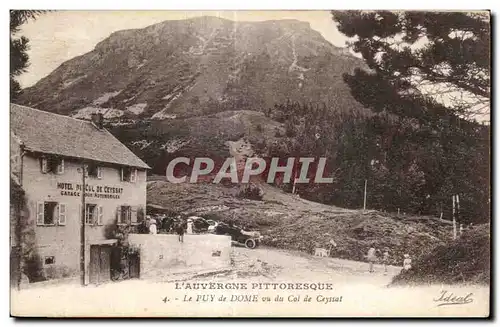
[10,103,149,285]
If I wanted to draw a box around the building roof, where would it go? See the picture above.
[10,103,150,169]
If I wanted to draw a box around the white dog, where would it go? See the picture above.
[314,248,330,257]
[314,239,337,257]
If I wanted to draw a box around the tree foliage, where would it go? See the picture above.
[267,97,489,223]
[332,11,490,121]
[307,11,492,223]
[10,10,46,101]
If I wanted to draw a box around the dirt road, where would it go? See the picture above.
[198,245,402,286]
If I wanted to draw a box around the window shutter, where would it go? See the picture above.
[116,206,122,224]
[37,202,44,225]
[131,207,137,224]
[41,158,48,174]
[97,167,103,179]
[131,169,137,183]
[97,206,104,225]
[58,203,66,225]
[57,159,65,174]
[127,207,132,224]
[120,168,124,181]
[92,205,98,225]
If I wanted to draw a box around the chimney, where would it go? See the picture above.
[91,113,104,129]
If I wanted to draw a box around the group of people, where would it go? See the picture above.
[140,215,195,243]
[366,247,412,274]
[138,215,171,234]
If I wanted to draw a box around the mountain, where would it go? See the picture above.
[16,16,466,263]
[18,16,368,120]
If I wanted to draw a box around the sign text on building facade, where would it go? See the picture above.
[57,182,123,199]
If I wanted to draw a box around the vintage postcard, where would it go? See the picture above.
[9,10,490,317]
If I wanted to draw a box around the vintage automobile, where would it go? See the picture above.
[188,216,211,233]
[214,222,263,249]
[206,220,218,233]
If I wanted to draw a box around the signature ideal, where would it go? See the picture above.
[433,290,474,307]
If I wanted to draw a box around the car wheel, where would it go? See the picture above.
[245,239,257,249]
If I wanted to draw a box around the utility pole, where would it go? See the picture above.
[456,194,460,237]
[452,195,457,240]
[363,179,367,211]
[80,162,86,286]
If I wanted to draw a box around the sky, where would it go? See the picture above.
[17,10,350,88]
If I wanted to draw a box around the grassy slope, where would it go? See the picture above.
[147,180,453,266]
[391,224,490,285]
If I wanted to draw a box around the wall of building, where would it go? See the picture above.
[21,153,147,281]
[128,234,232,279]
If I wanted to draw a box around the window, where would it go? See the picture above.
[41,157,64,174]
[85,204,97,225]
[86,163,102,179]
[117,206,132,224]
[85,204,103,225]
[43,202,57,225]
[36,202,66,226]
[116,206,137,224]
[121,167,137,182]
[44,256,55,265]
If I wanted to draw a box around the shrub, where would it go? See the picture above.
[237,183,264,201]
[254,139,267,153]
[23,253,46,283]
[273,111,287,123]
[285,121,296,137]
[390,224,490,286]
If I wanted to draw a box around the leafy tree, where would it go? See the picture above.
[10,10,46,101]
[331,11,490,121]
[331,11,490,222]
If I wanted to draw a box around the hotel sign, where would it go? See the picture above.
[57,182,123,199]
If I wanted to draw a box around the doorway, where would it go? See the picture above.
[89,245,111,285]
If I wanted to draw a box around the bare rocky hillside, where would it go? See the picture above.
[18,16,367,119]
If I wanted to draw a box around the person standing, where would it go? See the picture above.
[176,222,185,243]
[149,218,157,235]
[367,247,377,273]
[382,248,390,275]
[328,239,337,258]
[403,254,412,271]
[186,219,194,234]
[161,216,170,233]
